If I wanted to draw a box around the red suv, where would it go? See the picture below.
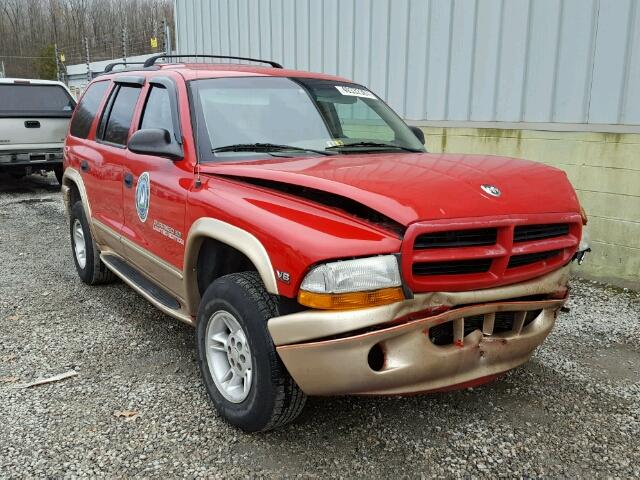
[61,55,589,432]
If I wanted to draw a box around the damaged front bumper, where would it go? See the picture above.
[269,265,570,396]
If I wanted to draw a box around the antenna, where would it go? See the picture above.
[195,161,202,189]
[193,84,202,189]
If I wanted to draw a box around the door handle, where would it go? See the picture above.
[124,172,133,188]
[80,160,89,172]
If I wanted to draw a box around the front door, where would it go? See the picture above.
[121,79,190,277]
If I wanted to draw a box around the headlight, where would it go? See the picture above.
[298,255,404,309]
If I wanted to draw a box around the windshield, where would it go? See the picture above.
[0,83,76,118]
[191,77,425,161]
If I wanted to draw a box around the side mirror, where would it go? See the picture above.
[409,126,425,145]
[128,128,183,160]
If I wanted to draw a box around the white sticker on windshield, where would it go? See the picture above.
[335,85,376,99]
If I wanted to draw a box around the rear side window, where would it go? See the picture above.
[0,83,76,118]
[101,85,141,146]
[69,81,109,139]
[140,86,174,135]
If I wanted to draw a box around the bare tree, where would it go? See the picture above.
[0,0,173,78]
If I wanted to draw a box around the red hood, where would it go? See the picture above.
[200,153,580,226]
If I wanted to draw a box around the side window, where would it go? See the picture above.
[140,86,175,135]
[101,85,141,146]
[96,86,117,140]
[69,81,109,139]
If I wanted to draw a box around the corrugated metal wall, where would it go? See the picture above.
[175,0,640,126]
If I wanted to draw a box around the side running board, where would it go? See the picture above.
[101,254,181,310]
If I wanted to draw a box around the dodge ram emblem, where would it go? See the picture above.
[481,184,501,197]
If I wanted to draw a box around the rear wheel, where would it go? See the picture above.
[196,272,306,432]
[69,201,116,285]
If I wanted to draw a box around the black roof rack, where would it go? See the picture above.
[142,54,283,69]
[103,61,146,73]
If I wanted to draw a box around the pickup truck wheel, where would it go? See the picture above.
[196,272,306,432]
[69,201,116,285]
[54,166,63,185]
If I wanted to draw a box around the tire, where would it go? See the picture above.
[196,272,306,432]
[54,165,63,185]
[69,201,116,285]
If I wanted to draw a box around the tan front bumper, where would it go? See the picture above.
[276,299,563,395]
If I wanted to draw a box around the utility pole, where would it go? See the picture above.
[153,19,158,50]
[84,37,91,84]
[122,26,128,62]
[162,19,172,57]
[161,19,166,54]
[54,43,61,82]
[51,0,60,81]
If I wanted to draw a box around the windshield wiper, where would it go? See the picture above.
[326,141,423,153]
[212,143,334,156]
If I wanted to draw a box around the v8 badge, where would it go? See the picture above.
[276,270,291,284]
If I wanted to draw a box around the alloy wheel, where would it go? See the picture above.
[205,310,253,403]
[72,218,87,269]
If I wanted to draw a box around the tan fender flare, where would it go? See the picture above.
[61,168,93,226]
[183,217,279,316]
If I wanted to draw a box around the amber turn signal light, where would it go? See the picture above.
[298,287,405,310]
[580,205,588,225]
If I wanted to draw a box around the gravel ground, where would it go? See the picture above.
[1,172,639,478]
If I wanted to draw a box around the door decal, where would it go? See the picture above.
[135,172,150,223]
[152,219,185,245]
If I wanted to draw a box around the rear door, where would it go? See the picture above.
[66,79,111,222]
[0,82,75,151]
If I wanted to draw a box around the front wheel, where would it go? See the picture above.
[196,272,306,432]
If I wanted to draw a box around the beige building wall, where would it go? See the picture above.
[418,126,640,288]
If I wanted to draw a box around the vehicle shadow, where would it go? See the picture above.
[0,171,61,195]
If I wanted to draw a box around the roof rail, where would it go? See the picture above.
[103,61,146,73]
[142,54,283,69]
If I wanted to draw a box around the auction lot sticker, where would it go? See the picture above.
[335,85,376,99]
